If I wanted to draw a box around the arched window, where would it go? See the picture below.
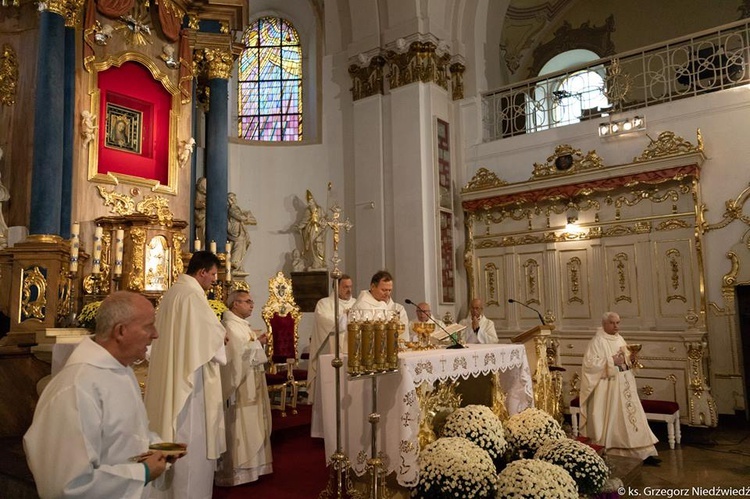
[238,17,302,141]
[528,49,609,132]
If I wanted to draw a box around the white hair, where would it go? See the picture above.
[601,311,619,323]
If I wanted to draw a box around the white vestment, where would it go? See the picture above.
[145,274,227,499]
[308,293,356,400]
[459,315,498,344]
[24,337,162,498]
[215,310,273,486]
[579,328,658,460]
[351,290,409,340]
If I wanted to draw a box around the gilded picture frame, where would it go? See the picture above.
[87,52,180,195]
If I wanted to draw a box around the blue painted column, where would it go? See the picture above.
[204,49,232,249]
[60,25,76,239]
[29,9,66,236]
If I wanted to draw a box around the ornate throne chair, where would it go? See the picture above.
[263,271,307,416]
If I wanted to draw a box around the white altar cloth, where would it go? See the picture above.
[312,344,533,487]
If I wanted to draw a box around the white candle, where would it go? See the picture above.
[194,239,201,252]
[114,229,124,275]
[210,240,217,254]
[225,242,232,281]
[69,222,80,273]
[92,226,103,274]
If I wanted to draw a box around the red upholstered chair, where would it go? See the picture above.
[263,272,306,416]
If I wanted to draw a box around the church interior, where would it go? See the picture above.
[2,0,750,497]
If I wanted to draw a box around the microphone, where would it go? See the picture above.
[508,298,545,326]
[405,299,465,349]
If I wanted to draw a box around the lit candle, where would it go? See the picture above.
[194,239,201,252]
[92,226,103,274]
[210,240,217,254]
[114,229,124,276]
[69,222,80,273]
[225,242,232,281]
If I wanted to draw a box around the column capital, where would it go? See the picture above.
[202,48,233,80]
[63,0,85,28]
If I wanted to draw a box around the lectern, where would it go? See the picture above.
[512,324,562,421]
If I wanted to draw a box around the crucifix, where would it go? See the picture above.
[326,205,352,273]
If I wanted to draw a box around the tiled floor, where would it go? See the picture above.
[4,415,748,498]
[625,415,750,498]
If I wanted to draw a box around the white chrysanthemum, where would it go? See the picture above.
[495,459,578,499]
[442,405,507,461]
[534,438,609,495]
[412,437,497,499]
[504,408,566,458]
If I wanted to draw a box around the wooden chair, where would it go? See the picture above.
[263,271,307,415]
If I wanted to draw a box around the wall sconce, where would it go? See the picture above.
[598,115,646,138]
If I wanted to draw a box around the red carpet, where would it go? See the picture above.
[213,404,330,498]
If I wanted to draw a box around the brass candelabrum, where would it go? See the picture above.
[346,313,401,377]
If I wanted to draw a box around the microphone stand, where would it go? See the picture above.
[405,299,465,349]
[508,298,545,326]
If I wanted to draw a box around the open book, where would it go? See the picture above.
[430,323,466,342]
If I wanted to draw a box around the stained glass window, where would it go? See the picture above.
[238,17,302,141]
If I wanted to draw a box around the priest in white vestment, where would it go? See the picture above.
[215,289,273,486]
[308,274,356,401]
[351,270,409,340]
[24,292,179,498]
[145,251,228,499]
[459,298,498,344]
[579,311,659,462]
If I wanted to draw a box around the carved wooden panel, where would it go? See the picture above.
[476,254,505,320]
[558,248,591,319]
[604,244,640,318]
[654,239,696,317]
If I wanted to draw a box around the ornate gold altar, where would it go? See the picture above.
[87,213,187,302]
[314,344,534,488]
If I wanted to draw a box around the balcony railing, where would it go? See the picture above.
[482,19,750,142]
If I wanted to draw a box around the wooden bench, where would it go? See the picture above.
[569,396,682,449]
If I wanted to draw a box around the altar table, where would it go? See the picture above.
[311,343,533,487]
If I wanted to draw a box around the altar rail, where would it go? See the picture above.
[483,19,750,141]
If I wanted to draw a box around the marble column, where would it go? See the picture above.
[29,4,66,236]
[203,49,232,249]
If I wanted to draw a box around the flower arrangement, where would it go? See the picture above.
[208,299,228,321]
[77,301,102,331]
[441,404,507,462]
[495,459,578,499]
[504,408,566,458]
[534,438,610,495]
[412,437,496,499]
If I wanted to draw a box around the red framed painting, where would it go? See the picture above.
[87,53,180,194]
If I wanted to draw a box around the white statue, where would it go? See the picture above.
[227,192,257,273]
[81,111,98,149]
[295,189,329,270]
[291,249,305,272]
[178,137,195,169]
[160,44,179,69]
[194,177,206,244]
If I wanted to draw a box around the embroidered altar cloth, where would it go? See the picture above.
[313,343,533,486]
